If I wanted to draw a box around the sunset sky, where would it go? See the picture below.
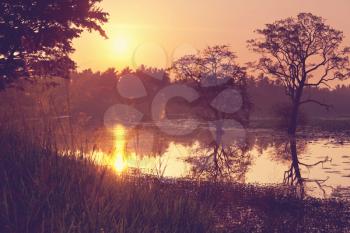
[72,0,350,72]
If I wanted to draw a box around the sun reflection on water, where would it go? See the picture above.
[113,125,127,173]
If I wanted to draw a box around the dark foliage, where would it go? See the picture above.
[0,0,108,89]
[248,13,350,135]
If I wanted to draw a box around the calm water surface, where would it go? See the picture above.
[89,124,350,199]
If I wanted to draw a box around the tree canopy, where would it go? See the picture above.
[0,0,108,89]
[171,45,250,124]
[171,45,246,87]
[248,13,350,135]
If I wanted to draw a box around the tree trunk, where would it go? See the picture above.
[288,101,299,136]
[288,87,303,136]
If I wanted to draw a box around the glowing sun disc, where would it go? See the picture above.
[113,36,129,55]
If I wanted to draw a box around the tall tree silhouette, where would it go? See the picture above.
[248,13,350,135]
[171,45,250,180]
[0,0,108,90]
[171,45,249,124]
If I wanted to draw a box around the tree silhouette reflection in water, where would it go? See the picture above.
[85,122,347,198]
[282,136,332,198]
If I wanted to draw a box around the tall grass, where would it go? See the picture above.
[0,130,215,233]
[0,83,217,233]
[1,128,350,232]
[1,81,350,232]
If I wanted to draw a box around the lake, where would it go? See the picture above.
[85,123,350,199]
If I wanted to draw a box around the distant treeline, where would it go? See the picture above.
[68,68,350,121]
[1,67,350,131]
[247,76,350,119]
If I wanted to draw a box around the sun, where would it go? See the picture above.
[113,35,129,55]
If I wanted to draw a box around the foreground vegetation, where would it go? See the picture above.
[0,131,214,233]
[0,130,350,233]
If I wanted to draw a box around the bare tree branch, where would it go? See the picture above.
[299,99,332,110]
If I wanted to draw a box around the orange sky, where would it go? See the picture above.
[72,0,350,72]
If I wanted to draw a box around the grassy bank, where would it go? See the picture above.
[0,131,349,233]
[0,132,214,233]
